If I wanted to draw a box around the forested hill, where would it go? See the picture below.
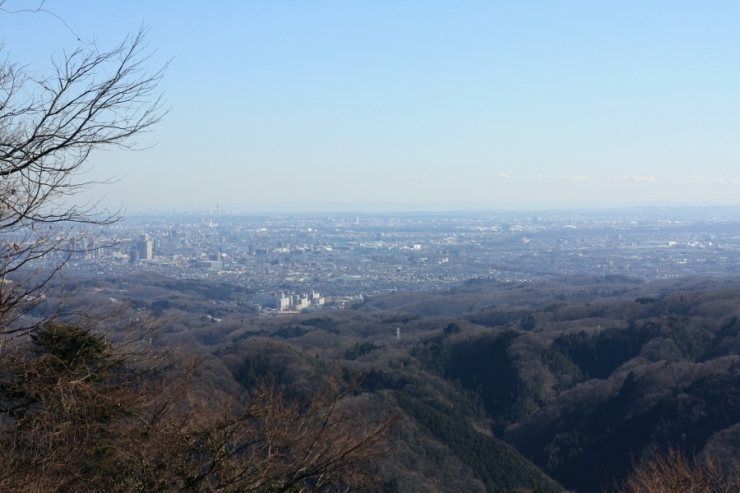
[62,273,740,492]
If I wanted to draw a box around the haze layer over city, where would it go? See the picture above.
[10,1,740,307]
[52,206,740,313]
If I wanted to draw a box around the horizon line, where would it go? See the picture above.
[121,201,740,215]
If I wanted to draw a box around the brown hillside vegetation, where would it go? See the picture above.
[0,322,394,492]
[17,272,740,492]
[621,449,740,493]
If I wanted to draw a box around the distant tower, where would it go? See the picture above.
[396,327,401,340]
[136,234,153,260]
[78,238,88,259]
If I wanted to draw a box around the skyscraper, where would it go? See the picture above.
[136,234,153,260]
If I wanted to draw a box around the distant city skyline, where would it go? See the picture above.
[5,1,740,209]
[60,208,740,300]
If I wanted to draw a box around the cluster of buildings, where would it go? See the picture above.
[51,208,740,305]
[252,290,325,312]
[129,234,153,262]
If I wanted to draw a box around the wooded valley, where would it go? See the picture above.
[25,273,738,492]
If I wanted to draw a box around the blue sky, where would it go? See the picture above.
[4,1,740,210]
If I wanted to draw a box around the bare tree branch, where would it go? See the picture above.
[0,26,167,338]
[0,0,82,40]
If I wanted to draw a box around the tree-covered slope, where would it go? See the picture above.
[57,273,740,492]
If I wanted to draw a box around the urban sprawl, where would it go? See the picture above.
[56,207,740,313]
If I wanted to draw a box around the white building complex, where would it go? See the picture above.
[252,290,324,312]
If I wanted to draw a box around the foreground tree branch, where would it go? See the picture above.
[0,27,166,226]
[0,26,167,337]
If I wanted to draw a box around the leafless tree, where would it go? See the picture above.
[620,448,740,493]
[0,23,167,336]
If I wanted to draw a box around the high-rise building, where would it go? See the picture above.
[136,234,153,260]
[69,238,88,259]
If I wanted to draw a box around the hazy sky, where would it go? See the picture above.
[4,1,740,210]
